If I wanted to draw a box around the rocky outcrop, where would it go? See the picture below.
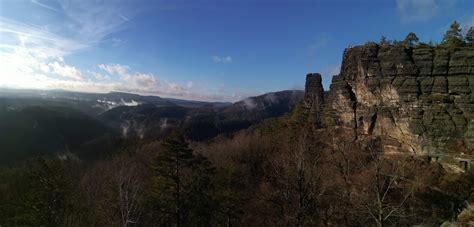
[304,73,324,126]
[322,44,474,154]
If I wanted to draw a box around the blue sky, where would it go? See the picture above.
[0,0,473,101]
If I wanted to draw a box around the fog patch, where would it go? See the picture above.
[160,118,169,131]
[120,120,146,139]
[264,93,278,104]
[96,98,141,110]
[120,99,140,106]
[243,98,257,110]
[121,120,131,137]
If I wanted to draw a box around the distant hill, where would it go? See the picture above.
[0,99,113,165]
[99,90,304,141]
[0,89,303,164]
[0,88,231,116]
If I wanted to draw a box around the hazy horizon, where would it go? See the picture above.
[1,0,473,102]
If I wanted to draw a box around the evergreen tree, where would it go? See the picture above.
[379,36,390,46]
[22,159,77,226]
[466,26,474,44]
[403,32,419,47]
[151,131,195,226]
[442,21,464,46]
[184,154,217,225]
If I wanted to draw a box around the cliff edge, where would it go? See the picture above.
[307,44,474,155]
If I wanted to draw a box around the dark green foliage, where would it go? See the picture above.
[0,104,113,165]
[0,159,83,226]
[403,32,419,47]
[184,154,218,225]
[379,36,390,46]
[466,27,474,44]
[150,131,218,225]
[442,21,464,46]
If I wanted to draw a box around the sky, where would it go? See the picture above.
[0,0,473,102]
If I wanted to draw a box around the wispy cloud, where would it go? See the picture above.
[99,64,130,76]
[57,0,135,44]
[0,1,254,102]
[119,14,130,22]
[212,55,232,64]
[96,63,223,101]
[30,0,61,12]
[0,17,87,57]
[395,0,456,23]
[0,0,138,95]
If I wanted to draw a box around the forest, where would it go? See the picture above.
[1,102,473,226]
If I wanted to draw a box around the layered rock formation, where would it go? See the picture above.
[314,44,474,154]
[304,73,324,126]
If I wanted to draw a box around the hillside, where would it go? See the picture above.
[99,90,304,141]
[0,99,113,165]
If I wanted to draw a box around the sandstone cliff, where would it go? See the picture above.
[310,44,474,155]
[304,73,324,126]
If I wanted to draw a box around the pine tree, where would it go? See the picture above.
[22,158,77,226]
[185,154,217,225]
[379,36,390,46]
[151,131,195,226]
[466,26,474,44]
[442,21,463,46]
[403,32,419,47]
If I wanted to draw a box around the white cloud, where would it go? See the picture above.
[49,61,83,80]
[98,63,130,75]
[212,55,232,63]
[39,63,50,73]
[98,63,156,88]
[395,0,455,23]
[120,73,156,88]
[97,63,187,97]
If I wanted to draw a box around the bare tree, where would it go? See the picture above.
[112,156,142,227]
[261,127,324,226]
[326,140,367,225]
[357,143,411,227]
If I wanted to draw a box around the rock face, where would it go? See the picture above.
[323,44,474,154]
[304,73,324,125]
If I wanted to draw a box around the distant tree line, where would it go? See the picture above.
[378,21,474,48]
